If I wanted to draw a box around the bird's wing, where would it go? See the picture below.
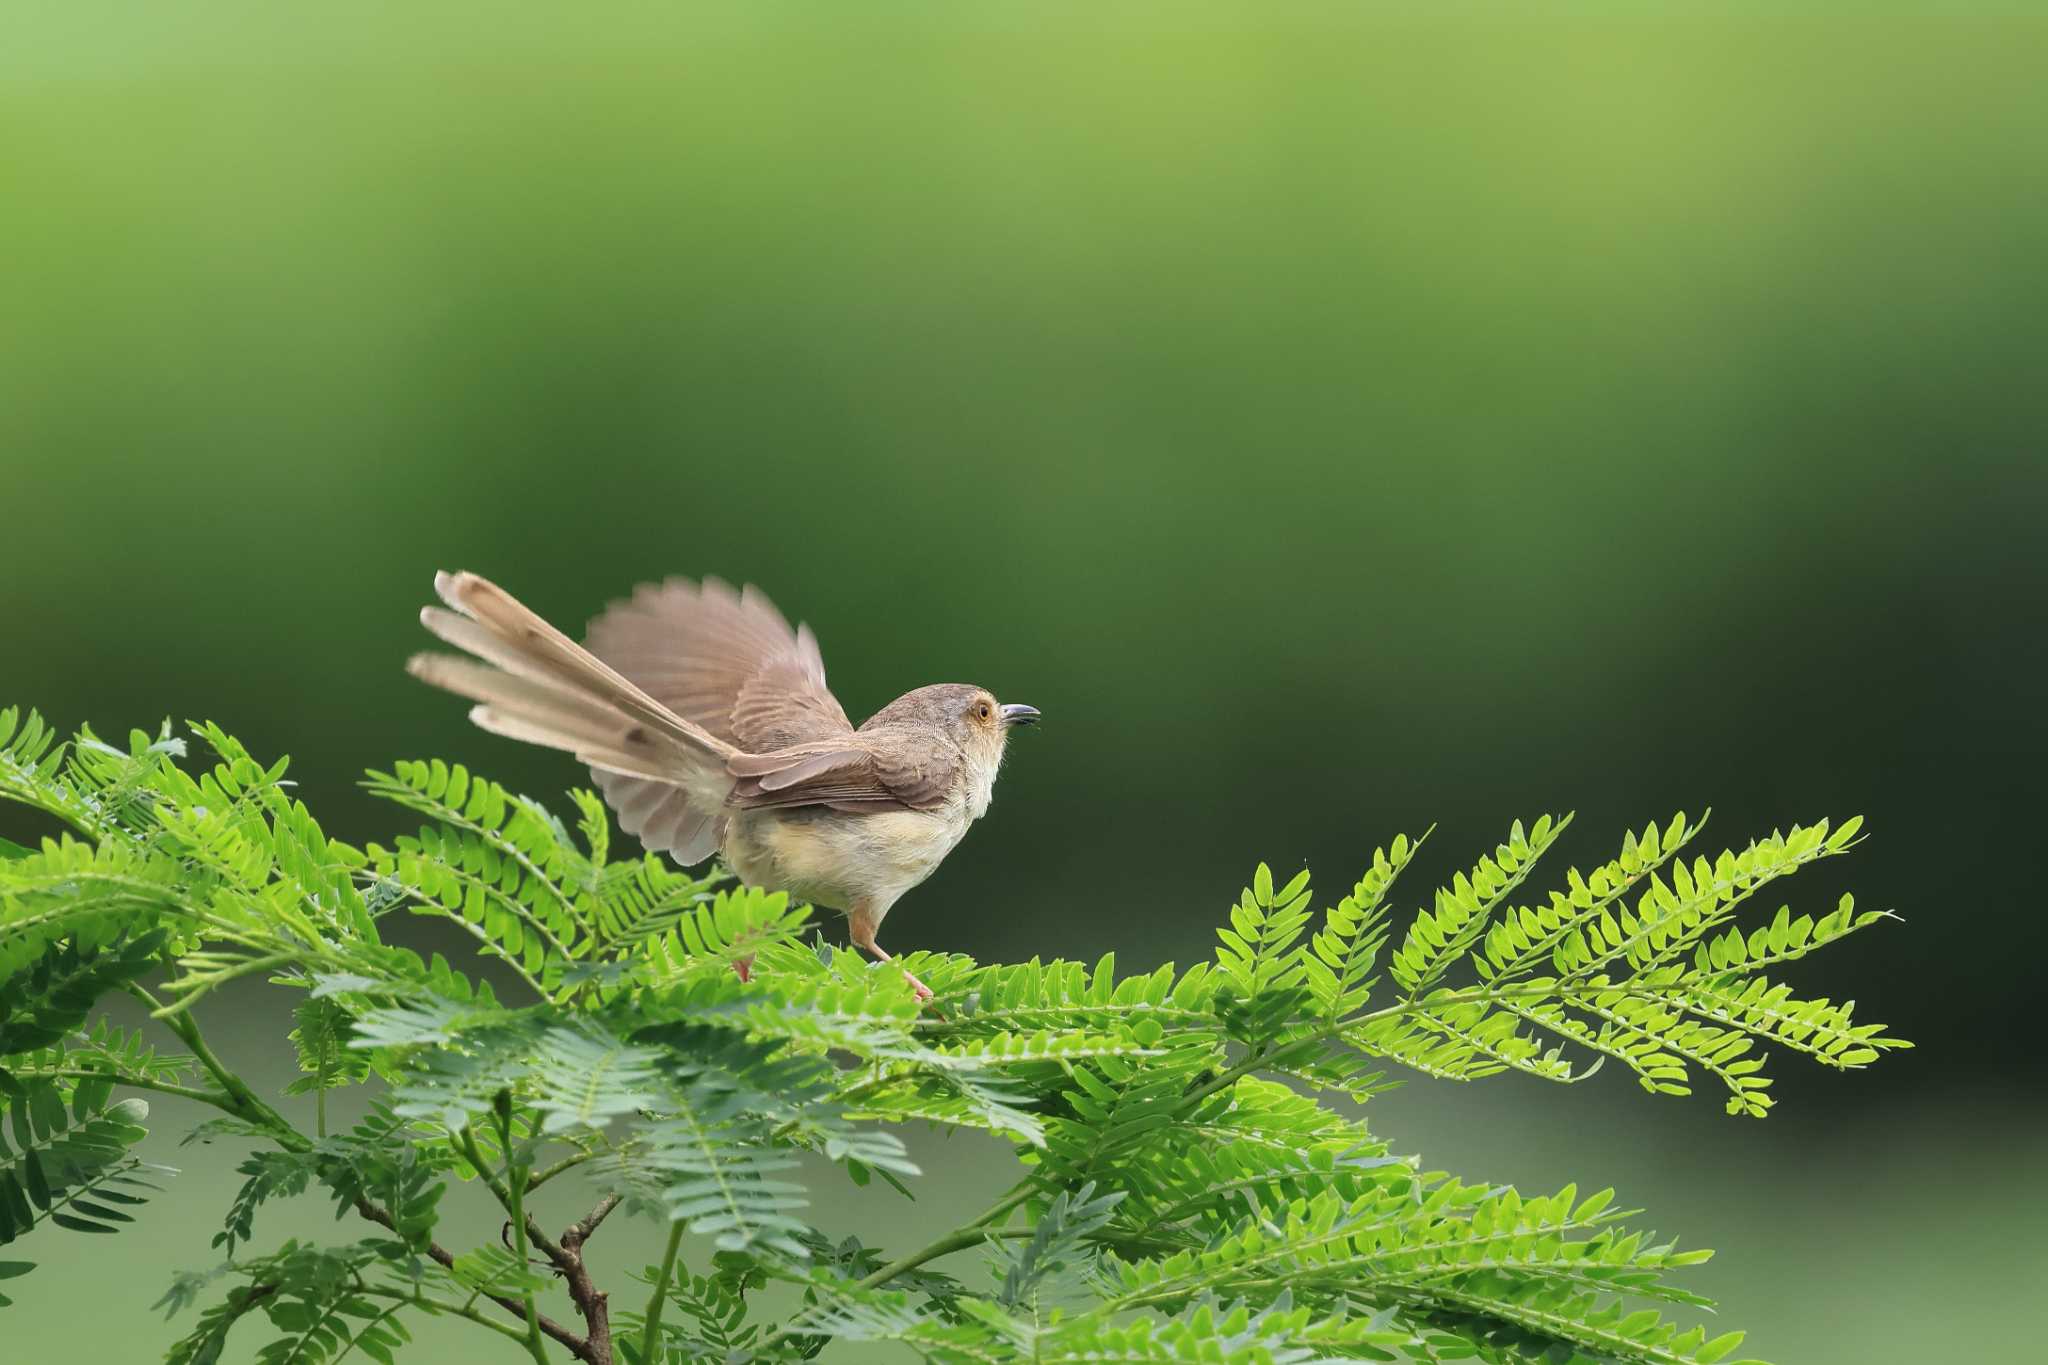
[726,732,960,813]
[410,571,738,864]
[582,577,855,752]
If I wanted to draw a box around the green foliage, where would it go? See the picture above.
[615,1254,762,1362]
[0,1075,167,1267]
[0,706,1911,1365]
[285,996,373,1097]
[0,929,169,1057]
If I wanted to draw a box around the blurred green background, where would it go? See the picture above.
[4,3,2044,1361]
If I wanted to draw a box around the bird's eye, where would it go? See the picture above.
[975,702,992,721]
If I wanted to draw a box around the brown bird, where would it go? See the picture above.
[406,572,1039,998]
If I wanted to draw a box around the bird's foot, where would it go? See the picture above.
[732,953,754,985]
[902,968,933,1002]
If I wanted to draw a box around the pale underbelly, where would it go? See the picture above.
[722,805,968,922]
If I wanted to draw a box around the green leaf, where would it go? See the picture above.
[0,702,1912,1363]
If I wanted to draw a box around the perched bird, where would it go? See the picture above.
[406,572,1039,998]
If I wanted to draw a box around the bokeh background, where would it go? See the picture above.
[4,3,2044,1361]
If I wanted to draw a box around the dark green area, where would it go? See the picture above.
[3,4,2042,1361]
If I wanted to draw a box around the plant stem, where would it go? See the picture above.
[457,1125,517,1208]
[506,1173,551,1364]
[637,1221,686,1364]
[351,1196,588,1356]
[356,1286,528,1343]
[553,1197,621,1365]
[756,1182,1036,1355]
[150,951,303,1018]
[158,1006,312,1151]
[527,1146,599,1191]
[328,1302,407,1364]
[1171,979,1642,1117]
[94,994,588,1356]
[462,1121,551,1364]
[44,1067,224,1107]
[857,1227,988,1291]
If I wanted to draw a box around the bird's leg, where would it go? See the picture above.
[848,904,933,1002]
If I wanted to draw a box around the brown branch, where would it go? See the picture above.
[548,1194,625,1365]
[351,1197,589,1358]
[569,1193,623,1243]
[498,1194,626,1365]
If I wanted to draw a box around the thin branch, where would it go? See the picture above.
[457,1124,521,1212]
[566,1193,623,1244]
[350,1197,587,1356]
[120,977,169,1013]
[40,1066,225,1107]
[353,1285,527,1344]
[76,998,590,1356]
[507,1179,552,1364]
[554,1195,621,1365]
[637,1222,686,1365]
[377,879,554,1000]
[157,1005,313,1152]
[328,1301,409,1363]
[755,1181,1036,1355]
[151,951,303,1019]
[461,1120,551,1364]
[527,1145,602,1192]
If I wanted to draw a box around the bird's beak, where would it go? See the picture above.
[1000,703,1041,728]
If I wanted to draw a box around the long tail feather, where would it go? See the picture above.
[409,572,740,849]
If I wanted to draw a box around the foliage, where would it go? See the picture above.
[0,705,1909,1364]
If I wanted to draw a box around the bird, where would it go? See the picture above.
[405,571,1039,999]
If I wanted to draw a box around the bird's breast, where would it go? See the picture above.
[723,804,972,914]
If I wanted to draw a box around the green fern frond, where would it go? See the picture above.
[1691,891,1895,975]
[362,761,594,987]
[1392,814,1567,996]
[991,1182,1122,1309]
[216,1150,317,1257]
[1039,1041,1223,1187]
[0,708,78,832]
[1348,996,1580,1086]
[615,1255,763,1360]
[284,996,372,1097]
[1477,812,1703,984]
[0,1079,159,1250]
[0,704,1913,1365]
[8,1018,195,1091]
[1679,974,1906,1070]
[628,1019,841,1116]
[0,835,186,960]
[629,886,813,987]
[599,1104,810,1259]
[932,954,1216,1038]
[161,1241,397,1365]
[1305,830,1425,1021]
[584,853,722,955]
[0,929,169,1058]
[1214,864,1315,1001]
[1401,1274,1754,1365]
[1552,820,1847,982]
[527,1024,666,1134]
[929,1029,1165,1068]
[445,1243,550,1299]
[1047,1294,1418,1365]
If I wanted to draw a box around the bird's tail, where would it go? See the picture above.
[409,571,736,863]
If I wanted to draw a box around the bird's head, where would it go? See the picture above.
[868,683,1039,798]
